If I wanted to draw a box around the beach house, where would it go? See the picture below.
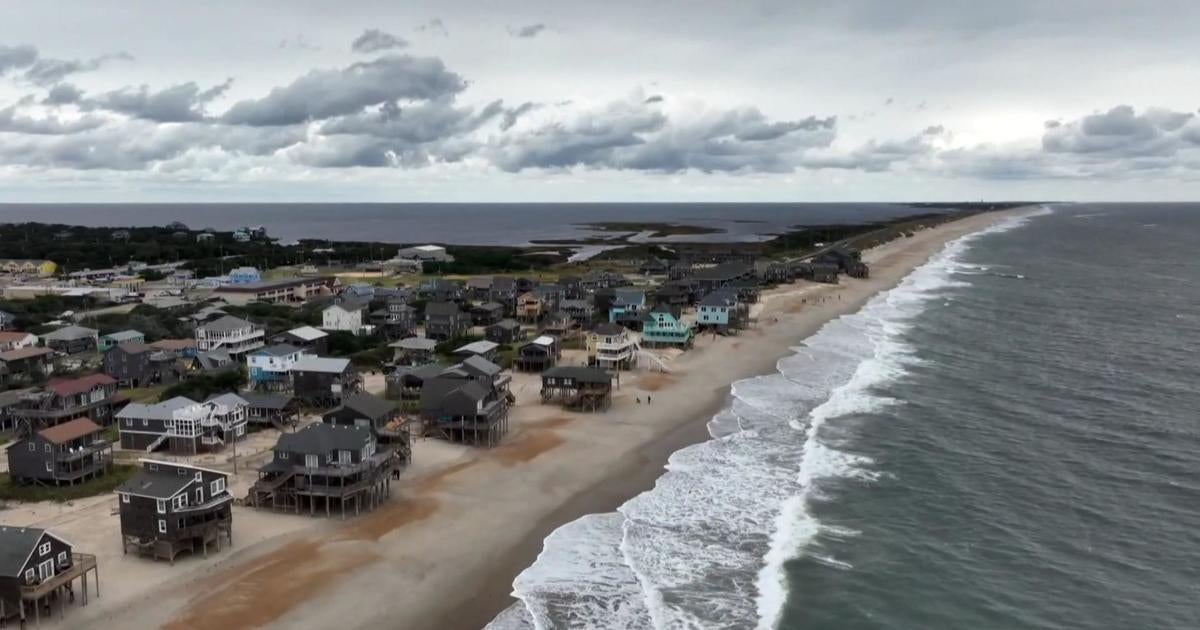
[116,394,248,454]
[42,325,99,355]
[0,347,55,384]
[249,423,399,517]
[389,336,438,366]
[0,526,100,626]
[641,304,693,348]
[419,356,511,447]
[99,330,145,352]
[240,392,300,429]
[586,323,640,370]
[453,340,500,363]
[608,288,647,330]
[485,319,525,345]
[102,342,180,388]
[194,315,264,359]
[273,325,329,355]
[424,302,469,341]
[115,460,233,564]
[6,418,112,486]
[471,301,505,326]
[515,335,560,372]
[246,344,308,391]
[323,392,412,462]
[12,374,121,431]
[697,290,742,334]
[291,356,360,407]
[322,298,370,335]
[540,366,614,412]
[517,291,546,323]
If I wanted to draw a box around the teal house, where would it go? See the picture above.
[697,290,740,333]
[100,329,145,351]
[641,304,692,348]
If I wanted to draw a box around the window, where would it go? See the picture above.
[195,487,203,504]
[210,478,226,495]
[195,471,203,483]
[24,569,34,583]
[57,551,67,565]
[148,463,158,471]
[177,518,185,529]
[27,443,34,452]
[142,418,148,427]
[38,542,51,556]
[305,454,318,468]
[44,443,51,453]
[156,499,166,513]
[157,520,167,534]
[177,467,187,476]
[45,461,52,472]
[121,493,130,503]
[339,450,352,464]
[279,451,289,460]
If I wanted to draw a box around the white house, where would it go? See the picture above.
[246,344,309,391]
[322,299,370,335]
[0,331,38,352]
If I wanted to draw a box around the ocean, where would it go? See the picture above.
[0,202,930,246]
[487,202,1200,629]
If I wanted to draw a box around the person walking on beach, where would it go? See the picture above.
[648,395,652,405]
[636,397,641,404]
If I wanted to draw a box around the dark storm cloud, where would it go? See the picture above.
[222,55,466,126]
[508,24,547,39]
[644,95,664,104]
[88,79,233,122]
[499,101,540,131]
[1042,105,1199,157]
[351,29,409,53]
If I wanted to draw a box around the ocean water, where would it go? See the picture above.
[0,202,930,246]
[488,202,1200,629]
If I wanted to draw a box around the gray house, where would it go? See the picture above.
[102,342,180,388]
[425,302,469,341]
[6,417,112,486]
[0,526,100,626]
[115,460,233,563]
[323,392,412,463]
[41,325,99,355]
[485,319,525,345]
[291,356,360,407]
[419,356,511,447]
[249,423,398,517]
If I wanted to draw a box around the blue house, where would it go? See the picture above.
[228,266,262,285]
[641,304,692,348]
[608,288,647,329]
[698,290,740,334]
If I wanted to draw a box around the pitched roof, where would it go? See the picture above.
[591,322,627,336]
[38,417,102,444]
[0,527,60,577]
[286,325,328,341]
[239,392,294,410]
[530,335,556,347]
[425,301,461,316]
[116,470,194,500]
[390,336,438,351]
[0,331,36,343]
[199,315,256,333]
[0,346,54,362]
[490,319,520,330]
[543,366,613,384]
[276,423,372,456]
[700,291,739,307]
[419,377,487,410]
[117,396,199,421]
[45,373,115,397]
[112,341,153,355]
[253,343,303,358]
[328,297,370,313]
[42,325,98,341]
[205,393,249,409]
[460,354,501,376]
[292,356,352,374]
[335,392,398,419]
[103,330,144,342]
[455,340,499,356]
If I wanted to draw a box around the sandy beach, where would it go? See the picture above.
[0,208,1030,630]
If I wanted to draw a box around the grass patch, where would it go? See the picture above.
[0,463,138,503]
[124,384,168,403]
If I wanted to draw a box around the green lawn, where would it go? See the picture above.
[124,384,169,403]
[0,464,138,503]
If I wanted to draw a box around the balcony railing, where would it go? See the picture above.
[19,553,96,600]
[55,439,111,462]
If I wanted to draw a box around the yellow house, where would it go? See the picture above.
[0,259,57,277]
[517,291,544,323]
[585,323,640,370]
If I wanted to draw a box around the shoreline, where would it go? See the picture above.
[12,206,1035,630]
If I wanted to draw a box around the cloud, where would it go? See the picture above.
[0,44,38,74]
[500,101,540,131]
[488,98,836,173]
[43,83,84,105]
[278,34,320,51]
[508,23,547,39]
[0,105,107,135]
[222,55,466,126]
[351,29,408,53]
[416,18,449,37]
[0,44,128,85]
[88,79,233,122]
[1042,105,1198,157]
[802,124,945,172]
[644,95,664,104]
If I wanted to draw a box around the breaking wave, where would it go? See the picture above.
[487,206,1051,630]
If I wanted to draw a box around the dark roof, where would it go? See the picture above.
[543,366,612,384]
[239,392,294,410]
[254,343,302,357]
[592,322,627,336]
[460,355,501,376]
[0,527,56,577]
[700,291,738,307]
[490,319,520,330]
[117,470,194,500]
[420,377,488,410]
[0,346,54,361]
[200,315,256,333]
[392,362,449,381]
[331,297,370,312]
[45,373,115,397]
[276,423,372,456]
[335,392,398,419]
[425,301,461,316]
[648,303,682,318]
[38,417,102,444]
[112,341,154,355]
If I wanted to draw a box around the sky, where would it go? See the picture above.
[1,0,1199,202]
